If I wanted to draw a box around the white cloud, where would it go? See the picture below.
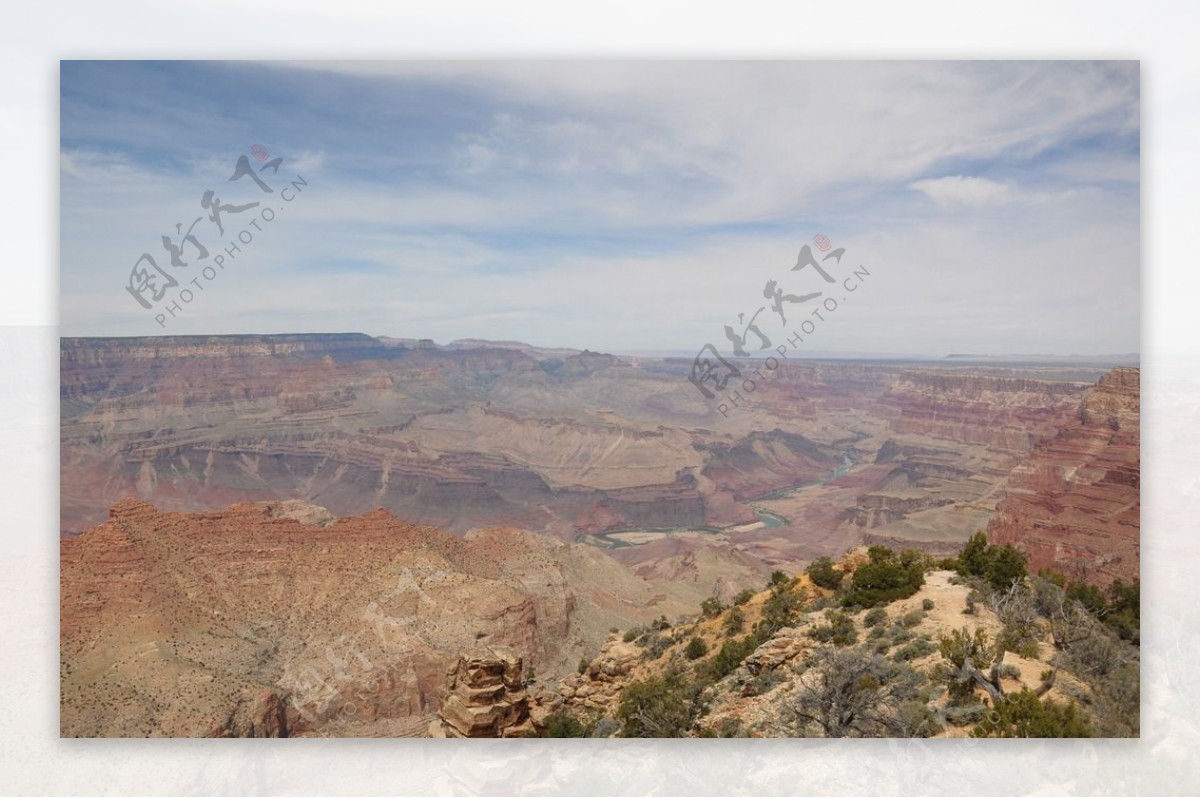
[909,175,1015,208]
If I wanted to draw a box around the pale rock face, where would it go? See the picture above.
[434,646,534,738]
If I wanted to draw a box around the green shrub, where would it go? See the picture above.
[700,597,726,619]
[700,636,759,682]
[617,673,694,737]
[684,637,709,660]
[970,690,1093,738]
[807,610,858,647]
[893,637,936,662]
[541,710,592,737]
[758,584,805,639]
[922,598,935,611]
[806,557,843,590]
[623,627,643,643]
[900,609,925,628]
[724,607,745,635]
[733,588,755,606]
[577,657,590,675]
[942,702,989,727]
[642,633,671,660]
[998,663,1022,680]
[841,546,924,608]
[864,608,888,628]
[957,532,1028,590]
[746,670,786,696]
[590,717,619,738]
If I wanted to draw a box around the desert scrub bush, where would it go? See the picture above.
[893,637,936,662]
[623,626,644,643]
[941,702,989,727]
[724,607,745,635]
[922,598,935,611]
[746,669,786,696]
[733,588,755,606]
[642,633,671,660]
[900,609,925,628]
[938,627,999,702]
[700,597,726,619]
[617,672,697,737]
[970,689,1093,738]
[540,709,593,737]
[684,637,709,660]
[699,636,759,682]
[998,663,1022,680]
[757,581,806,639]
[886,625,914,646]
[590,717,620,738]
[863,608,888,628]
[789,645,925,737]
[806,556,843,591]
[867,624,886,641]
[577,657,590,675]
[806,610,858,647]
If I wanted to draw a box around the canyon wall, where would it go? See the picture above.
[987,368,1140,586]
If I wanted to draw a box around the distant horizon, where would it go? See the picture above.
[57,329,1141,365]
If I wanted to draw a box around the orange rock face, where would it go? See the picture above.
[60,499,727,737]
[987,368,1140,587]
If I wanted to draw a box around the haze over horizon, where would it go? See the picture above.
[61,61,1139,357]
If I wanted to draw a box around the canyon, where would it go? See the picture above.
[59,333,1139,736]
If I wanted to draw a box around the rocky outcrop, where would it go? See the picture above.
[551,638,641,715]
[987,368,1140,587]
[433,646,534,738]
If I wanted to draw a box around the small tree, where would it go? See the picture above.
[806,557,843,591]
[685,637,709,660]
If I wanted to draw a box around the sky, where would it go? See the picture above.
[59,60,1140,356]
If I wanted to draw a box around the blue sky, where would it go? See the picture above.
[60,61,1139,355]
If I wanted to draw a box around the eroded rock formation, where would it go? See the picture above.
[433,646,534,738]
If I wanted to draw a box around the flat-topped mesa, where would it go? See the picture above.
[60,332,388,363]
[59,333,395,400]
[433,646,534,738]
[987,367,1140,587]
